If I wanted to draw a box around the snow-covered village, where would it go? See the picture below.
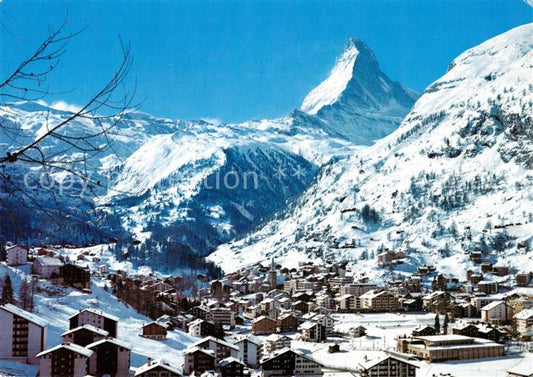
[1,1,532,377]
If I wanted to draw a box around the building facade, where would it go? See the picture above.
[0,304,48,365]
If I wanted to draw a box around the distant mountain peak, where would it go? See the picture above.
[301,38,361,115]
[300,37,417,144]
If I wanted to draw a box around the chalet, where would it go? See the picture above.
[476,324,506,343]
[235,335,263,368]
[492,266,509,277]
[32,256,64,278]
[220,356,247,377]
[134,358,182,377]
[412,325,436,337]
[37,343,93,377]
[451,323,480,337]
[478,281,499,295]
[190,336,239,367]
[60,263,91,289]
[311,313,335,334]
[189,305,210,320]
[357,353,418,377]
[292,300,310,313]
[260,348,323,377]
[516,273,532,287]
[293,292,313,303]
[252,316,277,335]
[277,313,299,333]
[86,337,131,377]
[0,303,48,365]
[481,301,514,325]
[514,308,533,340]
[6,245,28,266]
[300,321,326,343]
[183,347,216,375]
[188,319,216,337]
[401,297,423,312]
[263,334,292,354]
[141,321,168,339]
[61,324,108,346]
[349,326,367,338]
[69,308,119,338]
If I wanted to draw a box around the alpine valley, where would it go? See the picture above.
[1,24,532,279]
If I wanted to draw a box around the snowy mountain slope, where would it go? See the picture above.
[1,36,415,258]
[208,23,533,278]
[302,38,418,144]
[0,261,197,374]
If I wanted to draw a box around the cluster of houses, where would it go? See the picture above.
[3,243,533,377]
[6,245,92,290]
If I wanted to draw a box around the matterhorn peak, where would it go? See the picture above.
[300,37,417,144]
[301,38,362,115]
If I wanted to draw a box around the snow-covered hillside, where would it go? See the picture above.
[1,37,414,258]
[209,23,533,278]
[0,260,197,375]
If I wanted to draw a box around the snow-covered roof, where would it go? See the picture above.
[300,321,320,330]
[506,354,533,377]
[191,336,239,351]
[235,334,263,345]
[360,290,387,299]
[263,347,321,365]
[481,300,505,311]
[423,291,445,300]
[252,315,276,324]
[69,308,119,322]
[219,356,245,367]
[188,318,206,327]
[184,346,215,357]
[1,303,48,327]
[415,335,470,342]
[514,308,533,320]
[265,333,292,342]
[144,321,169,329]
[61,324,109,337]
[358,353,418,370]
[86,337,131,350]
[134,359,182,376]
[37,343,93,358]
[6,244,29,251]
[35,256,64,267]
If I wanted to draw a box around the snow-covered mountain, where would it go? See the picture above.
[301,38,418,144]
[1,37,415,259]
[208,23,533,279]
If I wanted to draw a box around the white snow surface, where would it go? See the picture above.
[302,40,359,115]
[209,23,533,277]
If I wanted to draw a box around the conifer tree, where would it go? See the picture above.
[1,275,15,305]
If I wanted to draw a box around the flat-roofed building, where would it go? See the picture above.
[400,335,504,362]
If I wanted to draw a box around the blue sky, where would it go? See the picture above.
[1,1,531,123]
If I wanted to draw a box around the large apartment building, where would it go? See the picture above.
[0,304,48,365]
